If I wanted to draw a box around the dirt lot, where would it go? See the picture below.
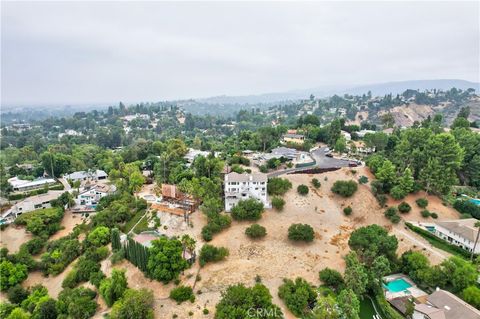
[118,167,459,319]
[1,167,462,318]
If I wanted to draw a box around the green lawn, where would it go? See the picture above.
[359,297,377,319]
[405,222,470,260]
[123,209,146,233]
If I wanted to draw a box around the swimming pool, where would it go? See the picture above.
[470,199,480,206]
[384,278,412,293]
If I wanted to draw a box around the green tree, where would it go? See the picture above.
[0,261,28,291]
[463,286,480,309]
[344,252,368,297]
[110,288,154,319]
[278,277,316,317]
[319,268,344,290]
[375,160,397,190]
[215,284,282,319]
[398,167,414,194]
[337,288,360,319]
[348,224,398,265]
[230,199,264,221]
[32,298,57,319]
[334,136,347,153]
[267,177,292,196]
[311,295,339,319]
[57,287,97,319]
[99,269,128,307]
[146,237,189,283]
[87,226,111,247]
[6,308,30,319]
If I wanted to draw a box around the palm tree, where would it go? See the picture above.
[470,221,480,262]
[181,234,196,260]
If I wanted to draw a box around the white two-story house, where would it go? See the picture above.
[432,219,480,254]
[224,172,270,212]
[73,183,116,211]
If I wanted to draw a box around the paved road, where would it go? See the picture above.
[267,147,356,178]
[58,177,72,191]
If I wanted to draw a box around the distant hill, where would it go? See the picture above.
[198,79,479,105]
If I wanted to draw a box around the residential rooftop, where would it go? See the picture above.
[435,219,479,243]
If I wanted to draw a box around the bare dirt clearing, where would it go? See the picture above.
[2,167,462,318]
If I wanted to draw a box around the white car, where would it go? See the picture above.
[324,147,330,153]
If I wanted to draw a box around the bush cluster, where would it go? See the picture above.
[331,180,358,197]
[288,224,314,242]
[245,224,267,239]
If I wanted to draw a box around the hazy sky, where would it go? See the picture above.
[1,1,479,106]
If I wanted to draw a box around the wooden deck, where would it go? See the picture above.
[150,203,187,216]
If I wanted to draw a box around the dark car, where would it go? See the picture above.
[348,162,358,167]
[326,153,333,158]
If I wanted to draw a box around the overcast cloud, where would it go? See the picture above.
[1,1,479,106]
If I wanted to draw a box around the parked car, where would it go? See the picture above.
[348,162,358,167]
[326,153,333,158]
[324,147,330,152]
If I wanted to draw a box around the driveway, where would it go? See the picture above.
[267,147,355,178]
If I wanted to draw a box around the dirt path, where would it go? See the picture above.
[394,227,449,261]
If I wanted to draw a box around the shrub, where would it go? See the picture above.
[199,245,229,267]
[390,214,401,224]
[288,224,314,242]
[384,207,397,218]
[267,177,292,196]
[21,237,46,255]
[169,285,194,304]
[421,210,431,218]
[201,213,231,241]
[358,176,368,184]
[376,194,388,207]
[297,185,309,196]
[7,284,29,304]
[384,207,401,224]
[271,197,285,211]
[343,206,352,216]
[14,207,64,237]
[331,180,358,197]
[416,198,429,208]
[203,308,209,315]
[431,212,438,219]
[311,178,321,188]
[319,268,344,290]
[398,202,412,214]
[245,224,267,239]
[231,199,264,221]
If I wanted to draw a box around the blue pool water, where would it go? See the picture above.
[384,279,412,293]
[470,199,480,206]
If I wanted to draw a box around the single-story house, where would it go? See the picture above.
[64,170,108,183]
[282,133,305,145]
[1,191,64,222]
[8,177,56,192]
